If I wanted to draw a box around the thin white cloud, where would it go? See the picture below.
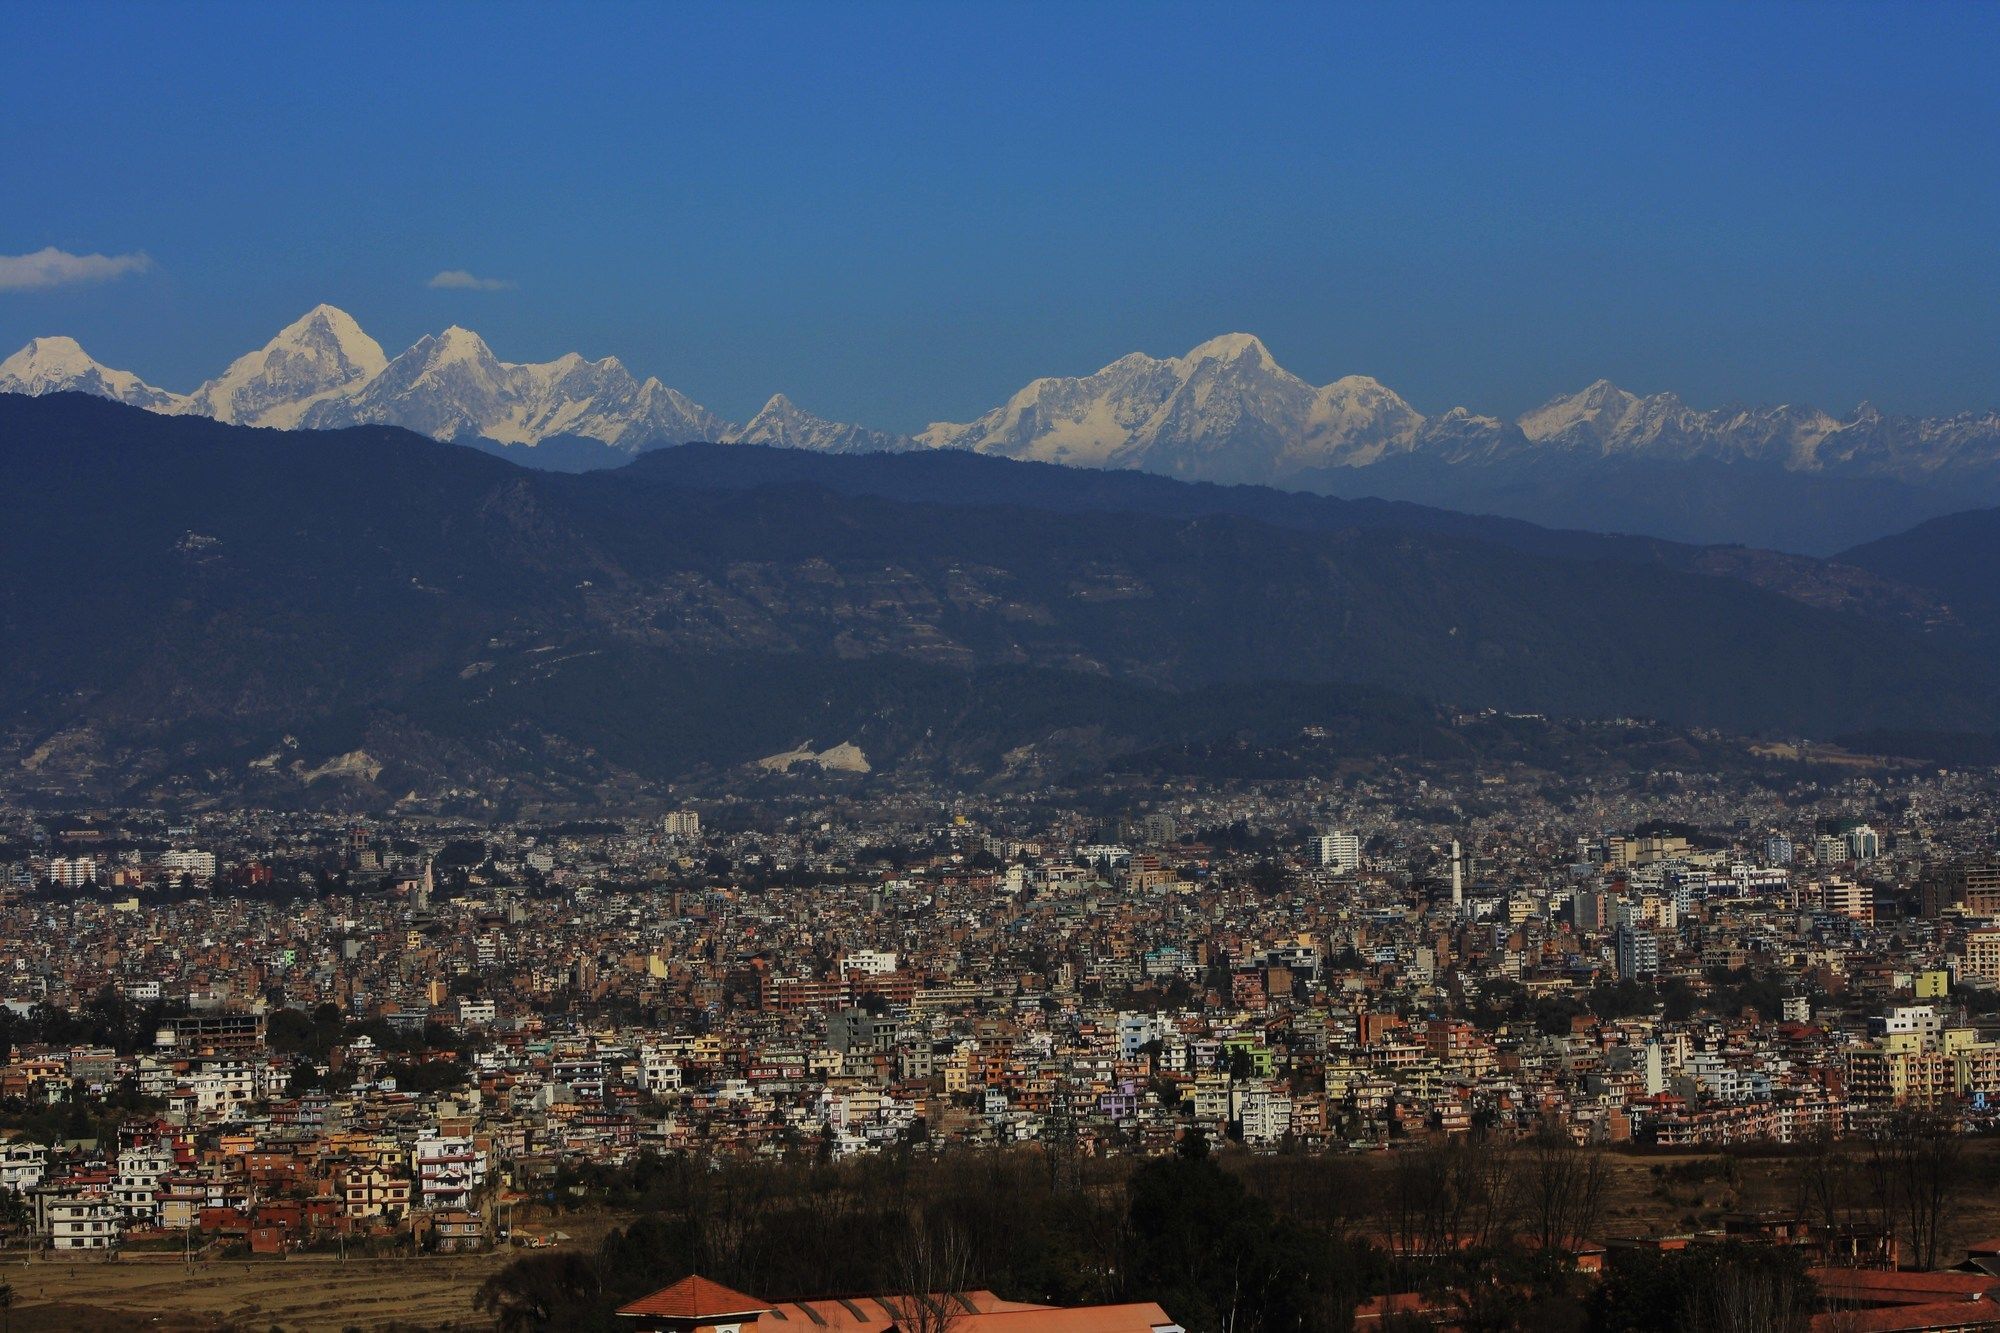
[0,246,153,292]
[427,269,516,291]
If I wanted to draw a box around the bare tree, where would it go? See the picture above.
[1856,1121,1902,1248]
[1518,1127,1607,1261]
[890,1212,973,1333]
[1791,1127,1854,1231]
[1883,1108,1966,1271]
[1855,1106,1970,1271]
[1387,1139,1460,1263]
[1459,1138,1519,1253]
[1682,1254,1811,1333]
[1384,1134,1516,1280]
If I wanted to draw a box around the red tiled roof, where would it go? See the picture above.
[619,1275,772,1320]
[764,1292,1043,1330]
[1810,1300,2000,1333]
[620,1282,1171,1333]
[952,1304,1178,1333]
[1810,1267,2000,1307]
[1354,1292,1449,1327]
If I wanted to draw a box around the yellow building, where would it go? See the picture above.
[1961,930,2000,986]
[1846,1044,1956,1106]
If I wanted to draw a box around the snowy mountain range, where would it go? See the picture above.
[917,332,1428,482]
[5,307,1998,493]
[919,336,2000,487]
[298,322,728,449]
[0,305,833,460]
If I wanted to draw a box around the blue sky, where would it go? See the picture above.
[2,1,1994,430]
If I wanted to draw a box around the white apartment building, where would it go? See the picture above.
[0,1140,47,1192]
[44,1193,120,1250]
[841,949,899,976]
[46,856,98,887]
[1313,831,1362,873]
[1237,1082,1294,1147]
[114,1143,175,1226]
[412,1133,486,1211]
[160,848,218,881]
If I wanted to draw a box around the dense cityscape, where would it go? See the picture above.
[5,744,2000,1326]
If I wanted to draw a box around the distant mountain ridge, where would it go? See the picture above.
[6,394,2000,809]
[918,337,2000,493]
[5,310,1997,549]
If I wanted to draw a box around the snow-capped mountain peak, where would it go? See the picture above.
[3,335,93,379]
[1516,379,1643,445]
[293,303,384,367]
[724,393,916,455]
[1516,379,1870,468]
[187,304,388,429]
[304,325,521,441]
[297,324,730,450]
[1180,331,1278,367]
[433,325,490,358]
[2,336,107,388]
[0,335,189,411]
[921,334,1425,480]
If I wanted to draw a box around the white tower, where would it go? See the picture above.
[1449,839,1464,908]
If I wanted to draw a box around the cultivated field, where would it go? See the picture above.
[3,1252,511,1331]
[1590,1141,2000,1246]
